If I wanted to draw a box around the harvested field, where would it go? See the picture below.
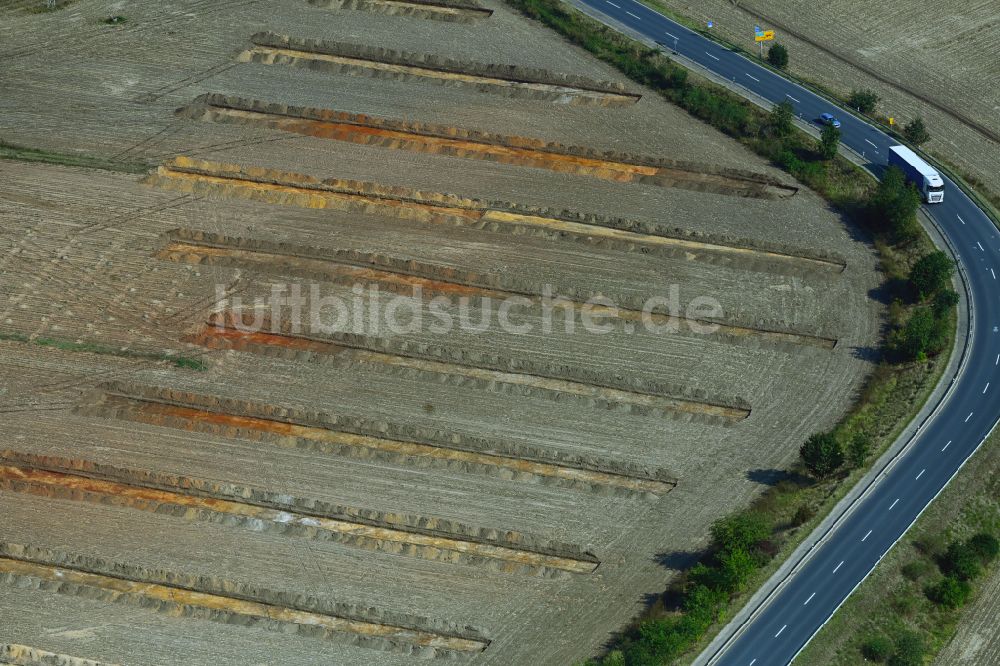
[181,93,798,199]
[0,0,881,663]
[649,0,1000,197]
[239,32,640,106]
[307,0,495,22]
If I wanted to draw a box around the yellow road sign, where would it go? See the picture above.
[755,30,775,42]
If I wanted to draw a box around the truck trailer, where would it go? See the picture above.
[888,145,944,203]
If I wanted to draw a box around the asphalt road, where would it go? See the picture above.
[571,0,1000,663]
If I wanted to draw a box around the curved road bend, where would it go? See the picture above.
[567,0,1000,663]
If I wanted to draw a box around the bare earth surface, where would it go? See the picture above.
[649,0,1000,199]
[0,1,880,664]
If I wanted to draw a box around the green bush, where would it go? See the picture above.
[791,504,815,527]
[848,89,880,113]
[889,629,925,666]
[968,532,1000,562]
[909,250,954,299]
[847,431,872,468]
[941,541,982,581]
[903,117,930,146]
[710,513,771,554]
[767,43,788,69]
[819,123,841,160]
[800,432,844,478]
[891,306,949,361]
[768,100,794,137]
[861,633,893,662]
[932,289,959,317]
[868,166,921,241]
[926,576,971,608]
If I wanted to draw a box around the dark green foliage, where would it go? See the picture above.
[888,630,925,666]
[868,166,921,241]
[710,513,771,555]
[926,576,971,608]
[848,431,872,468]
[767,43,788,69]
[769,100,794,137]
[968,532,1000,561]
[819,123,841,160]
[861,634,893,662]
[800,432,844,478]
[848,89,880,113]
[909,250,954,299]
[941,541,982,581]
[903,117,930,146]
[892,306,950,361]
[932,289,959,317]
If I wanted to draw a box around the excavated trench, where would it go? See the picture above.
[147,158,844,281]
[79,387,678,498]
[0,645,116,666]
[307,0,494,22]
[0,543,489,659]
[181,94,802,201]
[237,33,640,106]
[158,226,837,352]
[0,459,598,577]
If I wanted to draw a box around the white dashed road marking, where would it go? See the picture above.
[664,31,678,40]
[786,94,800,103]
[705,51,720,61]
[958,215,966,225]
[804,592,816,605]
[966,411,974,422]
[606,1,620,7]
[978,242,985,251]
[775,625,787,638]
[865,139,878,149]
[916,468,925,480]
[985,383,990,394]
[942,440,952,451]
[862,529,873,542]
[991,268,996,280]
[745,73,760,82]
[833,560,844,573]
[889,498,900,510]
[626,10,641,19]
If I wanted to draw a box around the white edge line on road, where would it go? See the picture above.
[966,411,974,422]
[862,529,872,542]
[804,592,816,605]
[745,73,760,82]
[942,440,952,451]
[786,93,800,103]
[774,625,786,638]
[958,215,966,225]
[916,469,925,480]
[626,10,641,19]
[832,561,844,574]
[705,51,720,61]
[888,498,900,510]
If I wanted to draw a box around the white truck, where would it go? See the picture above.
[888,145,944,203]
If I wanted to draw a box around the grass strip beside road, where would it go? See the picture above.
[501,0,958,663]
[798,429,1000,665]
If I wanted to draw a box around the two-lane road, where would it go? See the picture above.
[570,0,1000,663]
